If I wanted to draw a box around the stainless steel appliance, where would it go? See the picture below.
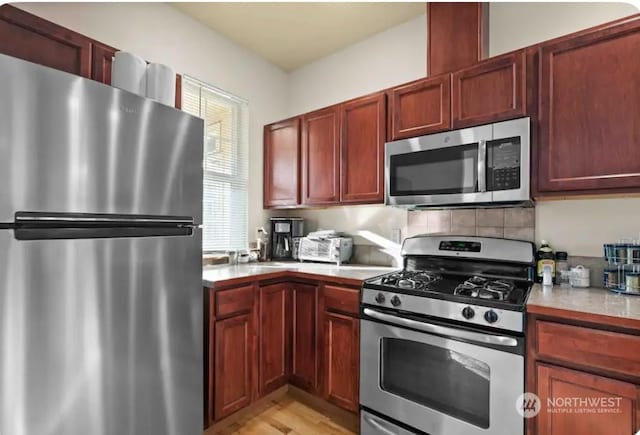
[0,54,203,435]
[269,217,304,260]
[360,235,535,435]
[385,117,530,208]
[298,236,353,265]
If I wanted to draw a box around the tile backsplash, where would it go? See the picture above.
[406,207,535,242]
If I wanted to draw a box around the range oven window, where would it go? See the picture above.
[380,337,490,429]
[389,144,478,196]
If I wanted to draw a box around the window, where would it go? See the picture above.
[182,76,249,252]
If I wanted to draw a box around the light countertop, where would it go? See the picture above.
[202,262,395,288]
[527,284,640,328]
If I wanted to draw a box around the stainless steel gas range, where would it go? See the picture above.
[360,235,535,435]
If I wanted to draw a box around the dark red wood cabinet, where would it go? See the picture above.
[320,284,360,413]
[452,50,526,129]
[263,118,301,208]
[0,5,92,77]
[301,106,341,206]
[214,312,254,420]
[340,92,386,204]
[536,17,640,196]
[290,283,319,392]
[258,283,291,396]
[389,74,452,140]
[0,5,182,109]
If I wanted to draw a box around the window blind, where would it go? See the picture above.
[182,76,249,252]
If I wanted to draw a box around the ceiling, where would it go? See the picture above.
[171,3,426,71]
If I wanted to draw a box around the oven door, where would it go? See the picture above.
[385,124,492,207]
[360,308,524,435]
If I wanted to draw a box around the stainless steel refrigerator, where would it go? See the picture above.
[0,54,203,435]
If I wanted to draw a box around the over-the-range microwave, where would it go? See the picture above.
[385,117,530,208]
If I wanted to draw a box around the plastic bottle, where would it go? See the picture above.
[536,240,556,283]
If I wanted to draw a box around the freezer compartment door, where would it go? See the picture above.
[0,230,202,435]
[0,54,203,223]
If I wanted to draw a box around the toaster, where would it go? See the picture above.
[298,236,353,265]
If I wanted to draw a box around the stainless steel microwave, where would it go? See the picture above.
[385,117,530,207]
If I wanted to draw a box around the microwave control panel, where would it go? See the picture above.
[487,137,521,191]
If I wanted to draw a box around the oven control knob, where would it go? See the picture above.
[462,306,475,319]
[375,293,386,304]
[390,295,401,307]
[484,310,499,324]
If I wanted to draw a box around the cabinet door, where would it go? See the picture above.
[264,118,301,208]
[537,18,640,194]
[258,284,291,396]
[536,364,639,435]
[302,106,340,205]
[214,313,254,420]
[340,93,386,204]
[0,5,91,77]
[290,283,319,392]
[389,74,451,140]
[91,43,117,85]
[323,311,359,413]
[452,50,526,129]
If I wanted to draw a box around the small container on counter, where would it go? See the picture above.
[555,251,569,284]
[569,265,590,288]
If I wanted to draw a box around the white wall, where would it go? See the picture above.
[489,2,639,56]
[15,2,290,238]
[287,14,426,116]
[285,2,640,257]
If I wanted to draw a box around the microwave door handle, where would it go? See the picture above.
[478,139,487,192]
[363,308,518,348]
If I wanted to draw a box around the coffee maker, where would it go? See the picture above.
[270,217,304,260]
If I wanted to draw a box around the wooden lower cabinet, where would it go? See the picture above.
[535,363,639,435]
[290,283,319,392]
[258,283,291,396]
[214,312,255,420]
[207,280,359,427]
[322,311,359,412]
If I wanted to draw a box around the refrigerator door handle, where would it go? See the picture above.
[14,211,195,227]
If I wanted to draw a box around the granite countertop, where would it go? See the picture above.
[527,284,640,329]
[202,262,396,288]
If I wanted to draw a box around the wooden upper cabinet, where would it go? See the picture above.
[536,364,640,435]
[301,106,341,205]
[0,5,91,77]
[537,17,640,195]
[258,284,291,397]
[290,283,319,392]
[427,2,488,76]
[264,118,301,208]
[340,93,386,204]
[452,50,526,129]
[91,43,117,85]
[389,74,451,140]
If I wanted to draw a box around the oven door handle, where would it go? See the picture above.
[363,308,518,347]
[363,414,400,435]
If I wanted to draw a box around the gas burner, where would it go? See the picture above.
[453,276,515,301]
[380,270,441,290]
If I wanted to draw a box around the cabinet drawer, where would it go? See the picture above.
[215,285,255,318]
[323,285,359,316]
[536,321,640,378]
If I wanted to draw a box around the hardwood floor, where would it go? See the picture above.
[205,391,357,435]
